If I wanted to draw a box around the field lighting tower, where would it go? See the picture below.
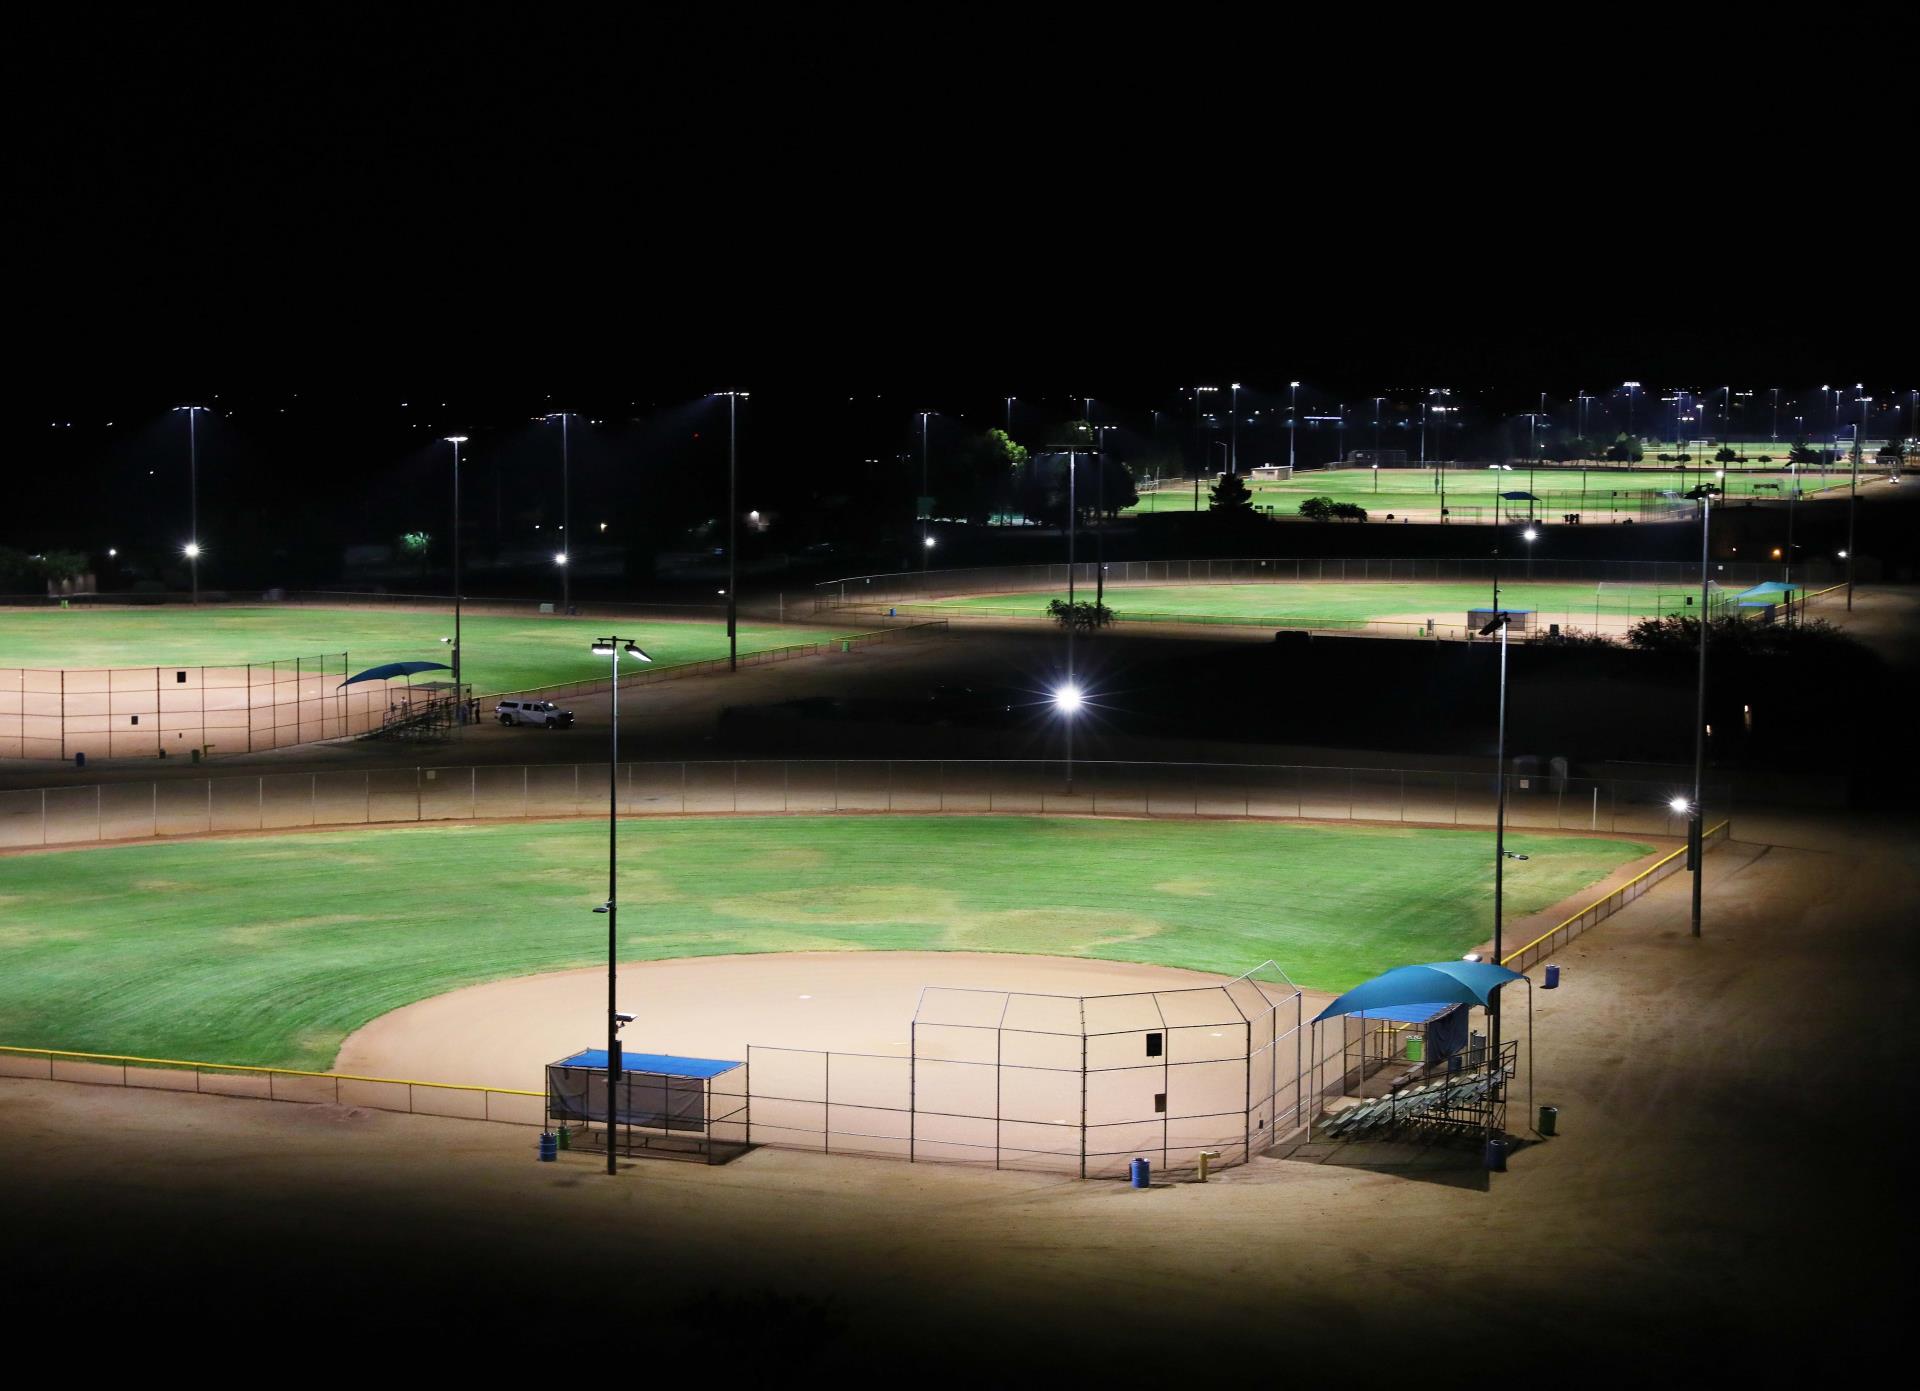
[1289,382,1300,469]
[1681,481,1718,938]
[542,413,574,614]
[1229,384,1240,475]
[1479,604,1516,1060]
[919,410,932,572]
[444,436,468,713]
[588,636,654,1175]
[719,392,749,669]
[174,405,209,603]
[1847,397,1868,611]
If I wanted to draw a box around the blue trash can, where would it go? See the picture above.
[1483,1137,1508,1172]
[1129,1156,1150,1189]
[74,751,86,769]
[538,1132,558,1162]
[1544,963,1561,989]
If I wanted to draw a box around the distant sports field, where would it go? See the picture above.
[907,580,1725,630]
[1125,464,1866,518]
[0,606,855,694]
[0,816,1651,1068]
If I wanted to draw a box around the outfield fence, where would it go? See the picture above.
[0,757,1726,850]
[1499,820,1730,974]
[0,1044,546,1125]
[813,557,1838,613]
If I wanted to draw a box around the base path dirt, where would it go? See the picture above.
[335,951,1332,1092]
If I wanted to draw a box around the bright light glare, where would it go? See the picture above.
[590,643,614,656]
[1053,684,1084,714]
[924,536,936,547]
[554,552,568,566]
[624,645,652,663]
[183,543,201,558]
[1669,797,1690,814]
[1523,528,1538,542]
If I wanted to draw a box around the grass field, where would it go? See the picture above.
[0,606,856,694]
[909,580,1729,630]
[0,816,1652,1069]
[1125,465,1866,517]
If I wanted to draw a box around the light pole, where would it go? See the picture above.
[1373,396,1384,461]
[719,392,748,668]
[1289,381,1300,469]
[543,413,574,613]
[1229,384,1240,475]
[444,436,468,715]
[1094,424,1115,608]
[1478,603,1516,1060]
[1005,396,1015,437]
[1054,681,1083,795]
[1681,482,1717,938]
[174,405,209,603]
[588,636,653,1175]
[1847,405,1867,610]
[919,411,932,572]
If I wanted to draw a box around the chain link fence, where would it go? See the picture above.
[0,757,1724,851]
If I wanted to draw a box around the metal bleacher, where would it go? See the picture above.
[1320,1065,1508,1140]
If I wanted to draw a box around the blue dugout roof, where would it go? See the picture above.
[553,1049,742,1079]
[1313,960,1525,1024]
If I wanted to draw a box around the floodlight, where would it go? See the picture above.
[592,902,610,913]
[444,434,469,444]
[590,643,614,656]
[1053,684,1084,713]
[623,644,652,663]
[924,536,937,547]
[183,542,200,558]
[1477,611,1510,637]
[554,552,568,566]
[107,548,116,557]
[1669,797,1690,814]
[1523,527,1538,542]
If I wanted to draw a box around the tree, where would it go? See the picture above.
[1787,438,1821,466]
[1297,495,1334,522]
[1605,433,1644,463]
[1047,598,1114,632]
[398,531,432,578]
[1878,438,1905,468]
[1210,473,1256,514]
[1715,446,1739,463]
[1329,501,1369,522]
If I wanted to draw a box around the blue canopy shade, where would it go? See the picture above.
[1733,581,1796,599]
[555,1049,743,1080]
[337,660,452,688]
[1499,490,1541,501]
[1313,960,1525,1024]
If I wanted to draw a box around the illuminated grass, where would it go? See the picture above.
[0,606,857,694]
[0,816,1650,1068]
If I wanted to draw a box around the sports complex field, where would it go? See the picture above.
[1125,464,1869,520]
[905,579,1746,633]
[0,605,856,696]
[0,815,1653,1071]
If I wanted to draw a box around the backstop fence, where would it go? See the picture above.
[0,757,1726,850]
[0,653,417,761]
[813,557,1839,613]
[743,962,1308,1179]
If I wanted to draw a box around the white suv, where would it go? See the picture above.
[494,698,574,729]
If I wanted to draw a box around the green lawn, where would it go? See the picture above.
[0,816,1651,1069]
[911,580,1729,629]
[0,607,857,695]
[1126,465,1863,517]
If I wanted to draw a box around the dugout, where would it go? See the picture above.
[545,1049,749,1164]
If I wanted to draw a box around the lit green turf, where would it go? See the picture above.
[909,581,1728,629]
[1124,465,1866,516]
[0,607,857,695]
[0,816,1651,1068]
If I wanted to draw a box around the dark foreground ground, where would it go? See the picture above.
[1,805,1910,1379]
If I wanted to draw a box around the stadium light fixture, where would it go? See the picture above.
[182,542,201,559]
[588,633,653,1175]
[174,405,211,604]
[1053,683,1084,713]
[1522,527,1538,543]
[1669,797,1690,815]
[924,535,937,548]
[555,552,568,567]
[444,437,468,717]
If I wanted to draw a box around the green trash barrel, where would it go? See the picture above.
[1405,1035,1424,1062]
[1538,1105,1559,1136]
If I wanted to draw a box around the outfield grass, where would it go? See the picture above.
[911,580,1720,628]
[0,607,856,694]
[0,816,1652,1069]
[1125,465,1862,516]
